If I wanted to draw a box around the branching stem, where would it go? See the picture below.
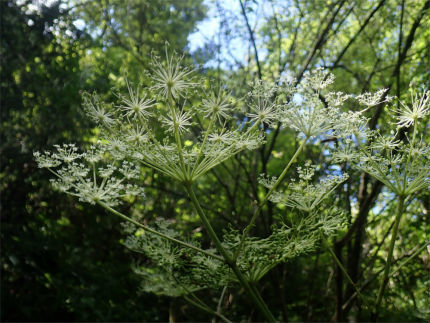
[184,295,232,323]
[319,230,371,310]
[234,137,308,259]
[372,196,405,321]
[169,93,188,179]
[184,183,277,322]
[97,201,224,262]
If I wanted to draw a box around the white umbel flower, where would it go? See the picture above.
[151,48,196,99]
[201,89,231,122]
[395,89,430,128]
[83,93,115,126]
[161,109,192,134]
[35,144,144,207]
[120,80,154,120]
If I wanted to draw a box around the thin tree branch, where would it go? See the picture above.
[332,0,386,68]
[239,0,262,80]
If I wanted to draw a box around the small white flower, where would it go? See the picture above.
[99,165,116,178]
[303,68,335,90]
[395,89,430,128]
[84,145,105,164]
[201,89,231,122]
[281,101,332,138]
[120,80,154,120]
[126,126,148,144]
[151,48,196,99]
[247,98,278,125]
[269,164,348,212]
[326,92,351,106]
[105,137,127,156]
[34,151,61,168]
[54,144,82,163]
[161,109,192,134]
[331,144,358,164]
[356,88,392,107]
[83,93,115,126]
[119,161,140,180]
[372,135,400,151]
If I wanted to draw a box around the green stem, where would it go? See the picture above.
[184,183,277,322]
[372,196,405,321]
[169,94,188,179]
[344,241,428,312]
[319,230,371,309]
[184,295,232,323]
[402,121,417,194]
[216,285,228,317]
[191,113,216,177]
[185,183,233,262]
[234,137,308,259]
[389,242,428,277]
[97,201,224,262]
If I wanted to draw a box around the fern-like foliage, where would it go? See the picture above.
[123,219,232,297]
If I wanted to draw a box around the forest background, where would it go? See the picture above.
[1,0,429,322]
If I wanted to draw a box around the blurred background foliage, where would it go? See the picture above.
[1,0,429,321]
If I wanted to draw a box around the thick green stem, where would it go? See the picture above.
[372,196,405,321]
[185,184,233,262]
[97,201,224,262]
[184,183,277,322]
[234,137,308,259]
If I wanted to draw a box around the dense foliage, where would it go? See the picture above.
[2,0,429,322]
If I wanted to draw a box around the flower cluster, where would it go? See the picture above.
[356,88,392,107]
[354,134,430,196]
[278,70,370,139]
[124,219,231,297]
[395,89,429,128]
[260,162,348,212]
[34,144,144,207]
[201,88,232,123]
[302,68,335,91]
[77,51,268,184]
[245,80,279,126]
[330,90,430,197]
[150,47,197,99]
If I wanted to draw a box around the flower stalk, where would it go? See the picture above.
[97,201,224,262]
[184,183,277,322]
[234,136,308,260]
[372,196,405,321]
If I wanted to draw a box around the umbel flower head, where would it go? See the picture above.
[245,80,279,126]
[260,162,348,213]
[353,132,430,197]
[201,88,232,123]
[119,80,155,121]
[36,50,267,192]
[150,46,196,100]
[82,92,115,127]
[395,89,430,128]
[277,69,371,139]
[34,144,144,207]
[331,90,430,197]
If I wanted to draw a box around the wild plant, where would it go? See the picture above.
[35,49,429,321]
